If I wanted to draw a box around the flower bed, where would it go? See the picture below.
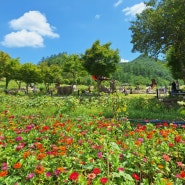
[0,110,185,185]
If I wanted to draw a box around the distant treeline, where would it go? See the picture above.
[40,53,175,86]
[112,55,174,86]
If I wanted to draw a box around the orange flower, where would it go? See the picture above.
[23,151,31,159]
[37,153,46,160]
[57,167,64,172]
[135,140,142,146]
[162,178,173,185]
[65,138,73,145]
[158,164,164,169]
[39,147,45,152]
[35,165,45,174]
[58,151,66,156]
[128,131,135,136]
[59,146,66,151]
[36,143,43,149]
[13,162,22,169]
[0,171,8,177]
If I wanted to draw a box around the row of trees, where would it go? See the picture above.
[1,0,185,92]
[0,41,120,94]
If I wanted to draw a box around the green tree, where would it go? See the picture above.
[20,63,42,94]
[0,51,9,79]
[39,62,62,92]
[0,51,21,89]
[63,54,87,86]
[129,0,185,83]
[166,46,182,80]
[82,40,120,92]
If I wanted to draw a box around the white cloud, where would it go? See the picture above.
[120,58,129,63]
[2,30,44,48]
[122,2,147,16]
[95,14,101,19]
[114,0,123,7]
[1,10,59,48]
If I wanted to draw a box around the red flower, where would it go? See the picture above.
[100,177,108,184]
[93,168,101,175]
[180,171,185,178]
[132,173,140,180]
[69,172,79,181]
[174,135,182,143]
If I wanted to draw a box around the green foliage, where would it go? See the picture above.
[113,55,173,86]
[126,96,183,120]
[166,46,182,80]
[82,40,120,78]
[129,0,185,82]
[0,51,21,89]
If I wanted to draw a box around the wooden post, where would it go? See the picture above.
[156,89,159,98]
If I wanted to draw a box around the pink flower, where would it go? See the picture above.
[118,167,124,171]
[15,142,25,151]
[15,136,23,142]
[162,154,170,161]
[26,173,35,180]
[46,172,52,177]
[1,163,8,171]
[97,152,103,159]
[138,138,144,142]
[176,162,185,168]
[87,173,96,179]
[176,174,181,178]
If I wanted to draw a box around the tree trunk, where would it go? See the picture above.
[5,78,10,90]
[97,80,102,93]
[26,84,29,94]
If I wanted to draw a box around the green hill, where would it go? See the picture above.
[113,55,173,86]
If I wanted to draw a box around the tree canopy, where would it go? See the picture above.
[82,40,120,78]
[0,51,21,89]
[129,0,185,83]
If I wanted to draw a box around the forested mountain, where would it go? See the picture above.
[112,55,173,86]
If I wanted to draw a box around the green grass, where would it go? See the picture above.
[0,91,184,122]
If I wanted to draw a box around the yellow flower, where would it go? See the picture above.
[116,108,121,113]
[158,164,164,169]
[122,106,127,112]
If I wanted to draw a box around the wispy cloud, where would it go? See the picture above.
[1,10,59,48]
[122,2,147,16]
[120,58,129,63]
[95,14,101,20]
[114,0,123,7]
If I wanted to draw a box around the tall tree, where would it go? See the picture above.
[20,63,42,94]
[39,62,62,92]
[82,40,120,92]
[129,0,185,83]
[0,51,21,89]
[63,54,87,86]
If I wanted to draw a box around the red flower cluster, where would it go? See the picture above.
[69,172,79,181]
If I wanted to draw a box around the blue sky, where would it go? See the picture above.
[0,0,147,64]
